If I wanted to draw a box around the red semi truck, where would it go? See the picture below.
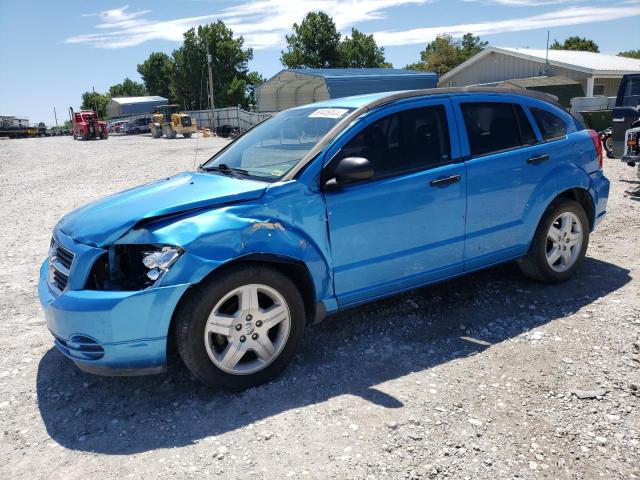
[70,108,108,140]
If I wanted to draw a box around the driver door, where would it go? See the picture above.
[322,99,466,306]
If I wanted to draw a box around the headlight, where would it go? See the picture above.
[141,246,181,282]
[85,244,183,291]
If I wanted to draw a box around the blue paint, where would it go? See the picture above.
[38,89,610,376]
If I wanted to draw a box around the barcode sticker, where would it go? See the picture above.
[308,108,349,119]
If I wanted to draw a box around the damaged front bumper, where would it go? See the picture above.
[37,227,192,375]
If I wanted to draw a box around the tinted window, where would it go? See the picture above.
[461,103,522,156]
[530,107,567,141]
[339,105,451,178]
[514,104,537,145]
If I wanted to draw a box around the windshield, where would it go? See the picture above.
[202,106,354,180]
[616,75,640,107]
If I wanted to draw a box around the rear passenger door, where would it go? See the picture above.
[452,97,560,269]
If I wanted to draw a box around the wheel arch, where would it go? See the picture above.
[555,187,596,230]
[166,253,323,355]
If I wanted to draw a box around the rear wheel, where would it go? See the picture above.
[183,132,192,138]
[519,199,589,283]
[176,265,305,390]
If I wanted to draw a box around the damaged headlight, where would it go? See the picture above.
[85,245,183,291]
[141,246,182,282]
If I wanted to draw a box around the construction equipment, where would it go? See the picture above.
[149,105,196,139]
[70,108,108,140]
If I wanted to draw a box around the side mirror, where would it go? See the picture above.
[325,156,373,188]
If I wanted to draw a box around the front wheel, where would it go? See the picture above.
[183,132,192,138]
[518,199,589,283]
[176,265,305,390]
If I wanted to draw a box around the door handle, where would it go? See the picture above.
[430,175,461,187]
[527,154,550,164]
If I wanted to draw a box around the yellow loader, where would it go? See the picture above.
[149,105,197,139]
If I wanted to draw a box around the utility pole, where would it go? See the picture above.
[544,30,550,75]
[207,52,216,131]
[53,107,58,128]
[92,86,99,117]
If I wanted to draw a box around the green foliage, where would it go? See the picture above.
[171,21,254,109]
[281,13,390,69]
[404,33,487,76]
[245,71,266,110]
[338,29,391,68]
[80,91,109,118]
[618,49,640,59]
[550,36,599,52]
[108,77,147,97]
[137,52,175,101]
[281,12,342,68]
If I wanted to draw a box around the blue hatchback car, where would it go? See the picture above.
[39,88,609,389]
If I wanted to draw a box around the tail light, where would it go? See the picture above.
[587,129,603,169]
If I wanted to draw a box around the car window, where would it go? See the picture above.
[530,107,567,141]
[514,104,537,145]
[339,105,451,179]
[460,102,523,156]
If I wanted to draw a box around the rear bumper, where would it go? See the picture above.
[38,259,190,375]
[590,170,610,229]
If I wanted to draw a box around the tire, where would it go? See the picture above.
[183,132,192,138]
[518,199,590,283]
[162,125,177,139]
[604,136,614,159]
[176,265,305,390]
[150,125,162,138]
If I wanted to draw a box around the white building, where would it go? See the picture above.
[439,47,640,97]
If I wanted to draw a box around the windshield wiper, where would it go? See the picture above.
[200,163,249,179]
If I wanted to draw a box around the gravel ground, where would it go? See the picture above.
[0,134,639,480]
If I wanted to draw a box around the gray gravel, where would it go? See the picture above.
[0,134,639,479]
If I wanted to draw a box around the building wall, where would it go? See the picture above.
[440,51,593,87]
[592,77,621,97]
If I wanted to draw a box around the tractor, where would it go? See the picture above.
[149,105,197,139]
[70,108,108,140]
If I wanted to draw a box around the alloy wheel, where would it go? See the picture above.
[545,211,583,273]
[204,284,291,375]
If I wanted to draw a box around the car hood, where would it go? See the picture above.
[58,171,267,247]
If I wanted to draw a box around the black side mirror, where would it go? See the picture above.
[325,156,373,188]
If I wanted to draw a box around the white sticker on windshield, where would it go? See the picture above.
[308,108,349,119]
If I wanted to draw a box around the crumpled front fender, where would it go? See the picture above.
[116,181,334,308]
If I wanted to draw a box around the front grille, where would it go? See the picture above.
[55,244,74,270]
[49,239,75,293]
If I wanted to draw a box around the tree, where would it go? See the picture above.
[281,12,342,68]
[404,33,486,76]
[80,91,109,118]
[137,52,175,101]
[550,36,599,52]
[338,28,391,68]
[619,49,640,59]
[245,71,265,110]
[460,33,488,59]
[171,21,254,110]
[108,78,147,97]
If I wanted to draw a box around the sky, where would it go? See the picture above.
[1,0,639,125]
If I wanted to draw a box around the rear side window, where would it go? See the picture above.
[461,102,523,156]
[514,105,537,145]
[340,104,451,178]
[530,107,567,141]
